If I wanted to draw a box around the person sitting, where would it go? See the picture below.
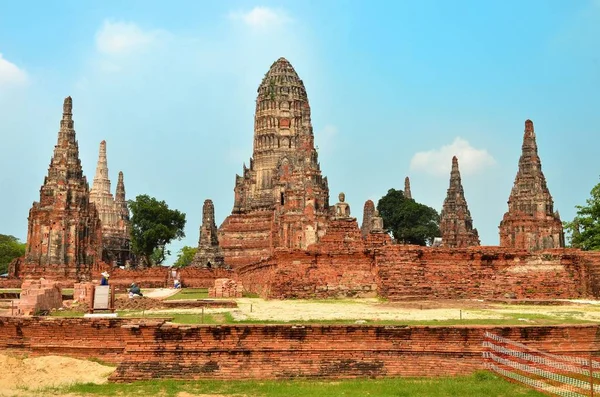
[128,283,143,298]
[173,279,181,289]
[100,271,110,286]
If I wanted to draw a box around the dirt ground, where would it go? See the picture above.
[0,353,115,397]
[141,296,600,323]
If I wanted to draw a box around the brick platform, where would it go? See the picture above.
[0,317,599,381]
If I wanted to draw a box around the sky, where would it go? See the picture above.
[1,0,599,263]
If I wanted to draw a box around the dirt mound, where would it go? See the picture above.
[115,296,163,310]
[0,353,115,396]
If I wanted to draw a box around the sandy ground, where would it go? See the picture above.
[143,288,180,299]
[142,298,504,322]
[0,353,115,397]
[137,297,600,323]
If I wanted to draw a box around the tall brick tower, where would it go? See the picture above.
[191,199,225,268]
[439,156,480,248]
[360,200,376,238]
[21,97,102,280]
[499,120,564,250]
[404,176,412,200]
[219,57,330,268]
[89,141,131,266]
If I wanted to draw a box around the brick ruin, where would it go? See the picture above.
[499,119,565,250]
[15,97,102,281]
[1,317,599,381]
[404,176,412,199]
[189,199,225,269]
[5,58,594,305]
[218,57,330,269]
[439,156,480,248]
[89,140,132,266]
[360,200,375,237]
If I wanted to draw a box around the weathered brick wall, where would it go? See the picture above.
[73,282,95,307]
[94,267,168,289]
[236,260,277,297]
[237,219,379,299]
[0,317,158,363]
[377,246,588,300]
[17,279,63,315]
[208,278,243,298]
[179,268,235,288]
[1,317,598,381]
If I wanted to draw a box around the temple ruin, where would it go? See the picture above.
[404,176,412,200]
[190,199,225,269]
[218,57,330,268]
[360,200,376,237]
[18,97,102,281]
[499,120,565,250]
[89,141,131,266]
[439,156,480,248]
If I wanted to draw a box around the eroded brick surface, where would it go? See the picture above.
[17,97,102,281]
[1,317,598,381]
[499,120,565,250]
[218,58,330,269]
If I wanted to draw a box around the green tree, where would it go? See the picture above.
[172,246,197,268]
[564,179,600,250]
[129,195,186,267]
[0,234,26,274]
[377,188,440,246]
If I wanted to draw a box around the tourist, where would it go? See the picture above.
[100,271,110,286]
[129,282,143,298]
[174,279,181,289]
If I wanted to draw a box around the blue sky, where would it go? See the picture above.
[1,0,599,262]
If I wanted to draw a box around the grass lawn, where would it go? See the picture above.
[48,371,544,396]
[165,288,209,300]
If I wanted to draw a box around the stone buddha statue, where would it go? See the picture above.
[334,192,351,219]
[371,209,384,233]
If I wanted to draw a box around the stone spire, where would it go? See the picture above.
[439,156,479,248]
[404,176,412,200]
[90,141,115,225]
[191,199,225,268]
[361,200,376,237]
[89,141,132,266]
[219,57,330,268]
[499,120,564,250]
[115,171,129,221]
[22,96,102,280]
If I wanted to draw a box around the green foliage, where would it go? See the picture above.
[565,179,600,250]
[60,371,545,396]
[128,195,186,267]
[172,246,197,268]
[377,189,440,246]
[0,234,26,274]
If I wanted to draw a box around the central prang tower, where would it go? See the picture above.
[219,57,330,268]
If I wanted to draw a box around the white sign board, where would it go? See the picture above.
[93,286,110,310]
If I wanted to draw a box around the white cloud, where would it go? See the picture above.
[229,7,291,30]
[95,21,162,55]
[0,53,28,86]
[410,137,496,176]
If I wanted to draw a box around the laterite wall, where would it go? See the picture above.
[1,317,599,381]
